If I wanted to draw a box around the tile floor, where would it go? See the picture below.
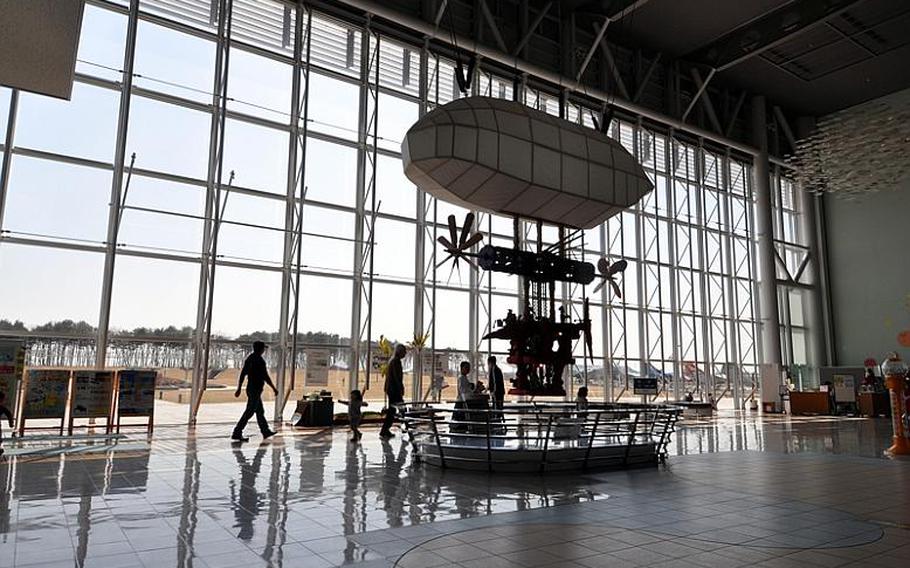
[0,411,908,567]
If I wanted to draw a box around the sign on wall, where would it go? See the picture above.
[0,340,25,418]
[22,369,70,419]
[71,370,114,418]
[304,349,330,387]
[117,370,157,417]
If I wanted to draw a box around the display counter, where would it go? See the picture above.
[857,392,890,417]
[789,391,831,415]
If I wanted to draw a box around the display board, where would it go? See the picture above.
[421,353,446,377]
[0,340,25,419]
[21,369,70,419]
[633,377,658,395]
[70,370,114,418]
[759,363,782,404]
[304,349,330,386]
[370,353,386,372]
[117,370,157,416]
[821,366,863,403]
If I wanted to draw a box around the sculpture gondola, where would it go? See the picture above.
[402,96,653,396]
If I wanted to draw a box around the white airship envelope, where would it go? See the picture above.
[401,96,654,229]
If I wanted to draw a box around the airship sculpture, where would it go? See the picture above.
[401,96,653,396]
[401,96,653,229]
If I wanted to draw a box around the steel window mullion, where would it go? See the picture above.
[0,90,20,232]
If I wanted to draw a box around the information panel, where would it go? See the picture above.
[22,370,70,419]
[633,377,659,395]
[70,370,115,418]
[0,340,25,418]
[117,370,157,416]
[304,349,330,387]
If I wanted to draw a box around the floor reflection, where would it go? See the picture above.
[0,412,903,567]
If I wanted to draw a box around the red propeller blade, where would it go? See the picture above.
[609,259,628,276]
[461,232,484,250]
[459,212,475,248]
[437,236,457,252]
[447,215,458,249]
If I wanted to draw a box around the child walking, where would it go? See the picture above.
[0,392,14,458]
[346,389,366,442]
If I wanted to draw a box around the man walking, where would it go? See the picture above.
[379,344,407,439]
[487,355,505,410]
[232,341,278,442]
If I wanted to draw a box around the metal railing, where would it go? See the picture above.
[400,402,680,472]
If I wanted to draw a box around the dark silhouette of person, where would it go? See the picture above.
[487,355,505,410]
[232,340,278,442]
[380,344,407,439]
[230,444,267,540]
[0,391,13,458]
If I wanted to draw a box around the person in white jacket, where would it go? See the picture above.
[457,361,473,402]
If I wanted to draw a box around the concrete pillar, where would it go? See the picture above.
[796,116,829,370]
[751,96,782,367]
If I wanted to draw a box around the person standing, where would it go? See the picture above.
[0,391,13,458]
[380,344,407,439]
[487,356,505,410]
[457,361,473,402]
[232,340,278,442]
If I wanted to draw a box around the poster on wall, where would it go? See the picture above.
[370,353,386,372]
[22,369,70,419]
[0,340,25,418]
[117,370,157,416]
[71,370,115,418]
[304,349,330,386]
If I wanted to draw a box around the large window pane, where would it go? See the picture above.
[110,256,199,331]
[304,138,357,207]
[4,157,111,243]
[127,96,211,179]
[308,73,359,141]
[222,119,288,194]
[134,20,215,103]
[227,47,292,122]
[0,245,103,331]
[16,82,119,162]
[76,4,127,82]
[211,267,281,338]
[118,175,205,255]
[301,206,355,275]
[219,194,285,265]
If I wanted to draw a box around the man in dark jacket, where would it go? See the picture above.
[487,355,505,410]
[232,341,278,442]
[380,344,407,439]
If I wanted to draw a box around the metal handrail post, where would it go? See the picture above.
[623,409,641,466]
[583,411,601,470]
[431,412,446,469]
[485,410,493,472]
[540,415,553,473]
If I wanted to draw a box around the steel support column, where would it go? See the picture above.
[191,0,234,424]
[0,90,19,231]
[751,95,782,367]
[413,41,429,402]
[95,0,140,368]
[275,5,312,422]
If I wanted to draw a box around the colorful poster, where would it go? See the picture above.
[117,370,157,416]
[22,369,70,419]
[633,377,659,395]
[0,340,25,418]
[71,370,114,418]
[370,353,386,372]
[305,349,330,386]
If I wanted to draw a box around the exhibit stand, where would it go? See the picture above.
[0,340,25,425]
[18,369,71,436]
[114,369,158,437]
[68,370,116,435]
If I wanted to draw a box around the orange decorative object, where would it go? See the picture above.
[881,352,910,456]
[898,330,910,348]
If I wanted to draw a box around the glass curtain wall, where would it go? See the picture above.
[0,0,787,423]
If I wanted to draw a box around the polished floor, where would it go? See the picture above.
[0,412,908,567]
